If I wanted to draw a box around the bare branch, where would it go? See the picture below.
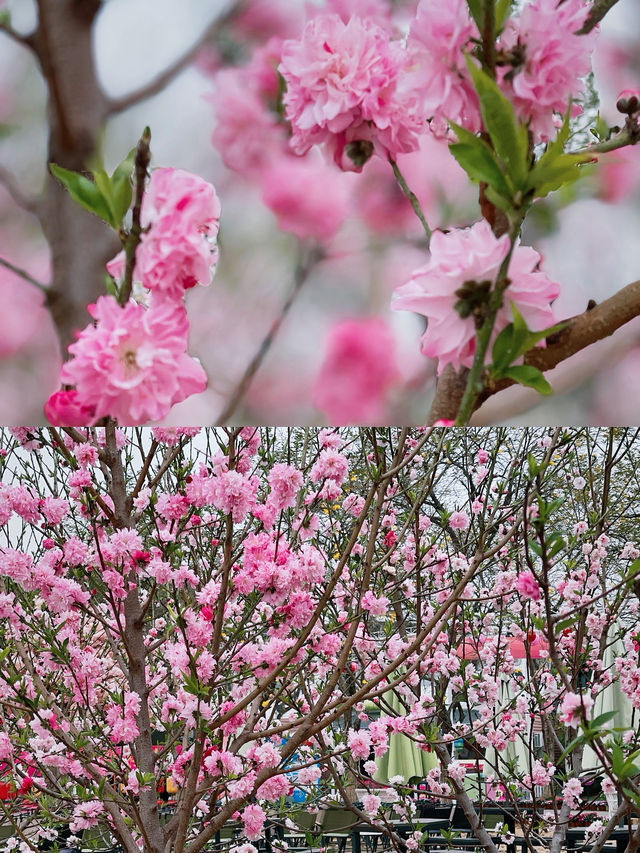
[215,246,323,424]
[428,278,640,424]
[0,165,40,214]
[0,256,49,296]
[577,0,621,34]
[105,0,247,116]
[0,20,35,51]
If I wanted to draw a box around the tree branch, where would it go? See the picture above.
[576,0,621,34]
[215,246,323,423]
[0,19,35,51]
[105,0,247,116]
[428,278,640,424]
[120,128,151,304]
[0,256,49,296]
[0,165,40,214]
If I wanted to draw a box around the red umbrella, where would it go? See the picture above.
[456,638,483,659]
[508,633,549,659]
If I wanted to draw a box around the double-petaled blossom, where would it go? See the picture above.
[54,297,206,426]
[392,220,560,374]
[279,13,425,171]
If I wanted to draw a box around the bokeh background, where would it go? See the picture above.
[0,0,639,425]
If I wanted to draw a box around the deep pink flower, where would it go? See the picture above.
[45,390,97,427]
[57,296,207,425]
[515,570,541,601]
[392,220,560,374]
[313,318,399,424]
[279,14,424,171]
[499,0,597,141]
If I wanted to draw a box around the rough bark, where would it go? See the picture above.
[33,0,119,352]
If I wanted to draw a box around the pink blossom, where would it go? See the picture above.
[559,691,593,727]
[407,0,481,136]
[111,168,221,300]
[69,800,104,832]
[313,318,399,424]
[309,448,349,485]
[54,296,206,426]
[447,761,467,783]
[267,463,304,510]
[562,777,583,811]
[449,510,469,530]
[361,590,389,617]
[515,570,541,602]
[261,154,352,242]
[361,793,381,815]
[279,14,424,171]
[40,497,69,526]
[211,471,258,521]
[498,0,597,141]
[241,804,266,840]
[392,220,559,374]
[44,390,97,427]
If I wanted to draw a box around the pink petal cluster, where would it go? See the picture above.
[407,0,481,137]
[105,691,141,743]
[109,168,221,301]
[515,570,541,601]
[241,804,266,840]
[391,220,560,374]
[449,510,470,531]
[499,0,598,141]
[312,318,399,424]
[347,729,372,759]
[559,691,593,727]
[53,297,206,426]
[279,14,425,171]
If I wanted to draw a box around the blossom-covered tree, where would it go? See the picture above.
[1,0,640,424]
[1,426,640,853]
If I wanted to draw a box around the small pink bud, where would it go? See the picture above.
[616,88,640,114]
[43,538,56,549]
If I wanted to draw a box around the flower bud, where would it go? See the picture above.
[616,89,640,114]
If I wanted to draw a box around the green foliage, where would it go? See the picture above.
[527,109,593,198]
[465,55,529,190]
[449,121,513,200]
[489,304,565,394]
[49,147,135,229]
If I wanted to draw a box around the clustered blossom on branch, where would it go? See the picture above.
[391,220,560,373]
[45,168,219,426]
[1,427,640,853]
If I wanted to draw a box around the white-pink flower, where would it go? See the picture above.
[559,691,593,727]
[392,220,560,374]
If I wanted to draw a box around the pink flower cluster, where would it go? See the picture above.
[407,0,481,137]
[46,167,218,425]
[559,691,593,727]
[499,0,598,141]
[515,570,541,602]
[392,220,560,374]
[279,13,424,171]
[105,691,141,744]
[313,318,399,424]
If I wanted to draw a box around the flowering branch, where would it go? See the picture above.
[577,0,622,34]
[429,277,640,423]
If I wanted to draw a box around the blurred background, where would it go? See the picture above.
[0,0,639,425]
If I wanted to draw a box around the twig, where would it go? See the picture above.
[0,165,40,214]
[215,246,322,423]
[576,0,621,34]
[0,256,49,295]
[0,19,35,51]
[388,157,432,242]
[120,128,151,304]
[428,277,640,423]
[105,0,247,116]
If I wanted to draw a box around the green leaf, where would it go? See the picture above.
[110,147,135,225]
[466,0,483,30]
[491,323,516,374]
[503,365,552,395]
[50,163,115,226]
[449,122,513,198]
[528,108,593,198]
[590,711,619,729]
[465,54,529,188]
[527,453,539,477]
[484,184,513,212]
[495,0,515,30]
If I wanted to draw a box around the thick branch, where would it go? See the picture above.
[105,0,246,116]
[577,0,621,34]
[428,278,640,424]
